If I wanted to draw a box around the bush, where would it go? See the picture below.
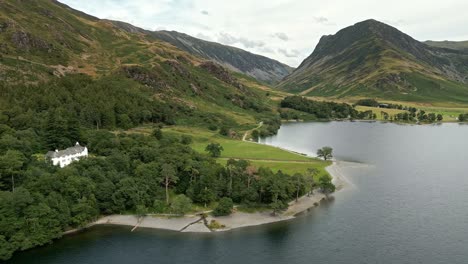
[153,200,168,213]
[208,124,218,131]
[219,127,229,136]
[213,197,234,216]
[355,99,379,107]
[181,135,193,145]
[251,130,259,140]
[207,220,226,229]
[152,128,163,140]
[171,195,192,215]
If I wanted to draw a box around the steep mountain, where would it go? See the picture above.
[0,0,275,130]
[278,19,468,103]
[109,21,293,84]
[425,40,468,51]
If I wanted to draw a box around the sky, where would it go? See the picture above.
[59,0,468,67]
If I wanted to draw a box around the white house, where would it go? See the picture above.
[46,142,88,168]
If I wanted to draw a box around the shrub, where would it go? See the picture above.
[181,135,193,145]
[213,197,234,216]
[219,126,229,136]
[152,128,163,140]
[207,220,226,229]
[171,195,192,215]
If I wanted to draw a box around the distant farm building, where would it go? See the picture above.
[46,142,88,168]
[379,103,390,108]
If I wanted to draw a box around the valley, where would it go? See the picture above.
[1,0,468,262]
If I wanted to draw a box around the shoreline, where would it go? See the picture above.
[64,160,354,235]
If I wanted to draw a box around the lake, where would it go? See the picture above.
[9,122,468,264]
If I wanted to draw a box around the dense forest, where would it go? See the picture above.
[280,96,373,120]
[0,126,334,260]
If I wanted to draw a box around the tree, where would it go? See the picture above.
[170,195,192,215]
[317,147,333,161]
[292,173,306,202]
[251,130,259,140]
[306,168,318,196]
[136,204,148,217]
[213,197,234,216]
[437,114,443,122]
[459,114,467,122]
[0,150,26,191]
[161,163,178,205]
[219,127,229,136]
[205,143,224,157]
[318,174,336,197]
[152,128,163,140]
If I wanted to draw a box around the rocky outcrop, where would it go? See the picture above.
[108,21,294,84]
[199,61,242,88]
[11,31,53,52]
[122,66,170,91]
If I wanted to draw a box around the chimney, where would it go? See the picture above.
[76,142,80,146]
[55,149,58,152]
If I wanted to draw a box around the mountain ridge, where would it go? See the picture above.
[278,19,468,103]
[108,20,294,84]
[0,0,276,130]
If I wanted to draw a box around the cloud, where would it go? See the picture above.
[217,32,265,49]
[58,0,468,67]
[196,32,212,41]
[277,48,301,58]
[383,19,406,27]
[272,32,289,41]
[258,47,275,54]
[313,16,335,26]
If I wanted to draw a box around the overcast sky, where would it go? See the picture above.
[59,0,468,67]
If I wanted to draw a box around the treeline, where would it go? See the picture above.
[355,99,417,112]
[459,114,468,122]
[0,74,174,132]
[0,127,333,260]
[251,117,282,139]
[281,96,358,119]
[0,72,274,145]
[380,110,443,123]
[280,96,377,120]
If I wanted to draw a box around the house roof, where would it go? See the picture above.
[46,143,86,159]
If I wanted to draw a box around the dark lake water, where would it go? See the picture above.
[9,122,468,264]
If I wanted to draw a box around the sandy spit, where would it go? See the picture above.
[64,161,355,235]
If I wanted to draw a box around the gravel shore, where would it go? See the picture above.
[66,161,354,234]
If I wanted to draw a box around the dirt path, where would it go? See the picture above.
[242,122,263,141]
[217,157,317,163]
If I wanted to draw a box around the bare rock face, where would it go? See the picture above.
[108,22,294,84]
[148,31,294,84]
[122,66,170,91]
[199,61,242,89]
[164,60,191,78]
[11,31,53,52]
[189,83,201,95]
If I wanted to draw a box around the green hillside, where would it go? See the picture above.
[108,21,294,85]
[0,0,276,132]
[277,20,468,104]
[425,40,468,51]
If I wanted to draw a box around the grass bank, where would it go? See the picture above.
[162,126,330,177]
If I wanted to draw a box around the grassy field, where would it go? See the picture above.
[304,96,468,122]
[355,105,408,120]
[162,126,330,177]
